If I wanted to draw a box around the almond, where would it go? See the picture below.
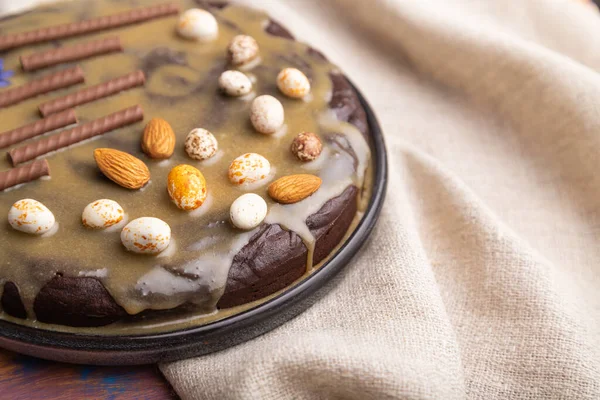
[94,148,150,190]
[267,174,322,204]
[141,118,176,159]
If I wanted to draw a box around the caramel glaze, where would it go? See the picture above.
[0,0,372,334]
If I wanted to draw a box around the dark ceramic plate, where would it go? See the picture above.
[0,83,387,365]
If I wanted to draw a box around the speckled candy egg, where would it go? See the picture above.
[228,153,271,186]
[177,9,218,42]
[82,199,124,229]
[230,193,267,230]
[227,34,259,66]
[218,70,253,97]
[185,128,218,160]
[291,132,323,161]
[121,217,171,255]
[8,199,55,235]
[277,68,311,99]
[250,95,284,134]
[167,165,208,210]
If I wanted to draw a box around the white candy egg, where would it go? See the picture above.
[218,70,253,97]
[230,193,267,230]
[250,95,284,134]
[177,9,218,42]
[277,68,311,99]
[185,128,218,160]
[8,199,55,235]
[228,153,271,185]
[121,217,171,255]
[82,199,124,229]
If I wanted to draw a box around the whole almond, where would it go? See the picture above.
[141,118,176,159]
[94,148,150,190]
[267,174,322,204]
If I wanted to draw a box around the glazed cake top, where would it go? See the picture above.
[0,0,370,330]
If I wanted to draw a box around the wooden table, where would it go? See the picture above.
[0,349,178,399]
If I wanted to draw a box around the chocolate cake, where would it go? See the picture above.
[0,0,372,332]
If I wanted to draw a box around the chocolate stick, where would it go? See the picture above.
[0,3,179,52]
[0,109,77,149]
[0,159,50,191]
[8,105,144,166]
[39,70,145,117]
[21,36,123,72]
[0,66,84,108]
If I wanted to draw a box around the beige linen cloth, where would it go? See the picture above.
[161,0,600,398]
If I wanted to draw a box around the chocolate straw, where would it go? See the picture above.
[0,66,84,108]
[8,105,144,166]
[21,36,123,72]
[0,159,50,191]
[0,109,77,149]
[0,3,179,52]
[38,70,145,117]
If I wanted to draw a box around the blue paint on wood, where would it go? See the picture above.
[102,375,118,384]
[103,374,127,399]
[14,355,51,374]
[80,366,95,380]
